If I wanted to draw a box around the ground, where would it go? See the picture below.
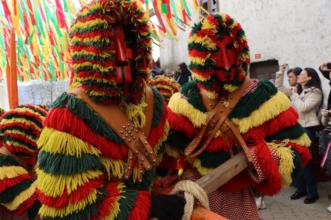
[259,182,331,220]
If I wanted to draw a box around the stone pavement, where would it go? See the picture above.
[258,182,331,220]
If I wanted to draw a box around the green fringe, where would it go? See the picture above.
[42,187,104,220]
[51,92,69,108]
[198,149,233,168]
[291,148,302,181]
[18,105,46,117]
[0,154,20,166]
[72,54,114,62]
[190,22,202,34]
[4,136,36,151]
[167,130,192,150]
[181,81,206,112]
[71,41,108,49]
[79,79,117,89]
[69,23,107,36]
[151,88,164,127]
[188,42,216,52]
[266,124,305,142]
[75,65,112,76]
[115,189,138,220]
[2,125,38,139]
[65,94,124,144]
[38,151,104,175]
[0,180,32,203]
[230,80,278,119]
[2,113,43,128]
[27,200,41,220]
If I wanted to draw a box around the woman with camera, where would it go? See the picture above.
[290,68,322,204]
[319,62,331,213]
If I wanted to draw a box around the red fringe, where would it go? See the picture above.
[265,107,298,136]
[69,177,103,204]
[148,107,167,147]
[16,193,37,215]
[45,108,127,160]
[0,121,41,137]
[221,171,254,191]
[3,145,36,157]
[37,188,68,209]
[37,177,103,209]
[4,133,37,148]
[95,182,121,219]
[167,108,196,138]
[288,142,312,166]
[206,136,234,152]
[0,174,31,193]
[252,142,282,196]
[128,191,151,220]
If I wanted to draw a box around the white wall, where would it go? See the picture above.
[219,0,331,106]
[160,0,331,105]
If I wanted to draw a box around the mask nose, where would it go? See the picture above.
[114,26,133,84]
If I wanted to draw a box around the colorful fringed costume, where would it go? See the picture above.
[35,1,184,219]
[149,75,180,103]
[0,105,46,220]
[163,14,312,219]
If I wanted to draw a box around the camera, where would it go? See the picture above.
[327,63,331,69]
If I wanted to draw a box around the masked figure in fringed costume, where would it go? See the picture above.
[163,14,312,219]
[35,1,187,219]
[149,75,181,103]
[0,105,47,220]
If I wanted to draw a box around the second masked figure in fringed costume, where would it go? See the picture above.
[0,105,47,220]
[149,75,181,103]
[163,14,312,219]
[35,0,187,220]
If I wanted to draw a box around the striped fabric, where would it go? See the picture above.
[149,75,180,103]
[0,105,46,220]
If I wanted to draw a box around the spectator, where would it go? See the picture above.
[290,68,322,204]
[275,64,302,97]
[175,63,191,85]
[318,62,331,213]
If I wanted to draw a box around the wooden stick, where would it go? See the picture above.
[195,152,248,194]
[6,28,18,109]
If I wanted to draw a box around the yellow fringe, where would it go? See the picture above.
[39,189,98,218]
[72,50,115,59]
[0,118,42,132]
[192,159,213,176]
[168,93,207,128]
[75,2,100,17]
[2,181,36,211]
[4,140,35,154]
[223,84,238,92]
[268,142,294,187]
[37,128,101,157]
[192,72,210,82]
[125,101,147,129]
[101,183,124,220]
[232,91,292,133]
[290,133,311,147]
[201,18,218,31]
[188,35,217,50]
[100,158,125,180]
[36,168,103,197]
[190,56,210,66]
[70,19,108,33]
[77,75,117,84]
[0,166,28,180]
[4,130,36,143]
[72,61,111,73]
[71,35,110,44]
[14,107,46,119]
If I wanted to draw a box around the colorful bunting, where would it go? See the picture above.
[0,0,197,82]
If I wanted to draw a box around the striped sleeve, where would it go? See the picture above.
[0,154,40,220]
[36,108,151,220]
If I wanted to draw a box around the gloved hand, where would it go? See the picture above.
[149,194,186,220]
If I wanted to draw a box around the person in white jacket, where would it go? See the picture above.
[275,64,302,97]
[290,67,322,204]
